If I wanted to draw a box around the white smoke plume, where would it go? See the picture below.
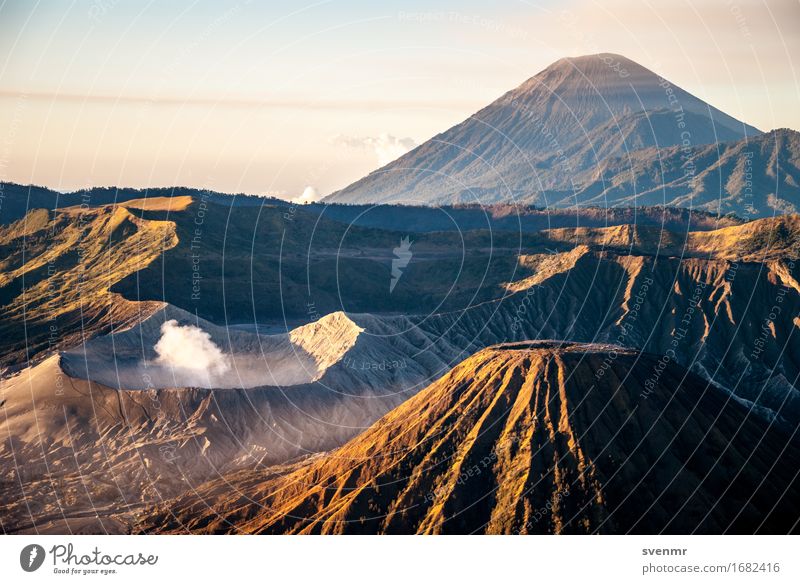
[294,186,320,204]
[332,133,417,165]
[154,320,231,386]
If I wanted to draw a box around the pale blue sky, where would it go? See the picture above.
[1,0,798,197]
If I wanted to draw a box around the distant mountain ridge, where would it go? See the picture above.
[0,181,743,229]
[0,182,271,225]
[325,53,800,217]
[567,127,800,215]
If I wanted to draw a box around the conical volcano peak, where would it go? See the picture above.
[328,52,764,207]
[532,52,652,84]
[506,53,698,116]
[138,341,800,534]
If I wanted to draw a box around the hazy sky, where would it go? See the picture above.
[1,0,798,199]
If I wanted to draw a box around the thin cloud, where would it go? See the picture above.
[0,90,477,112]
[332,133,417,165]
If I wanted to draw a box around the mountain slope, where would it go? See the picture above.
[0,308,422,534]
[564,128,800,216]
[5,213,800,533]
[327,53,760,206]
[138,342,800,534]
[0,202,178,368]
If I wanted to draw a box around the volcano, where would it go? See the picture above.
[326,53,787,214]
[139,342,800,534]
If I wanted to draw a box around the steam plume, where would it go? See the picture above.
[154,320,231,385]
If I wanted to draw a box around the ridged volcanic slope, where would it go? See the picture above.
[139,342,800,535]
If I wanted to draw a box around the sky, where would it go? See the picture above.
[1,0,798,200]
